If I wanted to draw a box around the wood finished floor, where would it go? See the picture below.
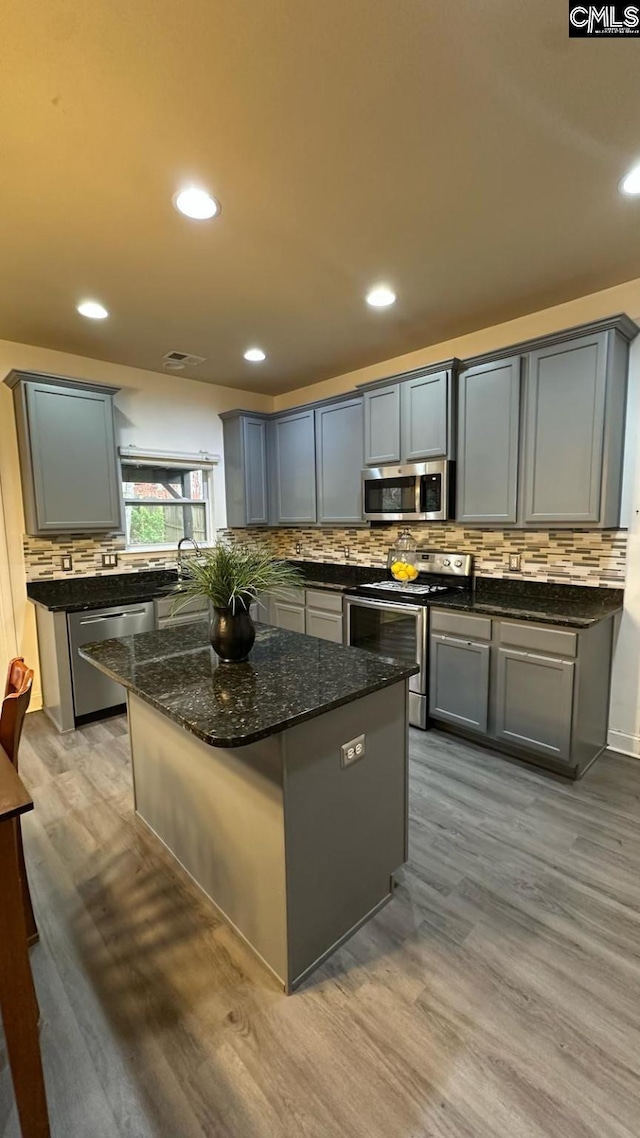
[2,713,640,1137]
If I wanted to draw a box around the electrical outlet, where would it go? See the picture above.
[61,555,73,571]
[341,734,366,768]
[508,553,521,572]
[295,542,302,555]
[102,553,118,568]
[343,546,351,561]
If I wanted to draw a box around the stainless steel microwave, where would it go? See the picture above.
[362,460,454,522]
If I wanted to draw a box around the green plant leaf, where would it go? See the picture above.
[170,539,304,615]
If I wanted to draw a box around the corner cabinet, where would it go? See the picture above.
[6,372,122,535]
[221,412,269,527]
[315,397,364,524]
[270,410,317,524]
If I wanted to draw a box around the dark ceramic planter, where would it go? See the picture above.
[210,605,256,663]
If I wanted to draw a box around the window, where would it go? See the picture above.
[121,455,215,549]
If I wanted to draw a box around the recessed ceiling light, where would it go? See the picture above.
[620,163,640,195]
[366,285,396,308]
[244,347,266,362]
[173,186,220,220]
[77,299,109,320]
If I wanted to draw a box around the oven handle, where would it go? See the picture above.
[343,596,422,617]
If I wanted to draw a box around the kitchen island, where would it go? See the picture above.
[81,621,418,991]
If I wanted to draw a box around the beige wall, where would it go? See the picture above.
[273,276,640,412]
[0,338,272,708]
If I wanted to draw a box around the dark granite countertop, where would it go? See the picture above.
[430,578,624,628]
[27,561,623,628]
[79,621,419,748]
[26,568,181,613]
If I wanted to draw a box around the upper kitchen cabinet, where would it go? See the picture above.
[457,357,521,524]
[400,369,450,461]
[270,409,317,524]
[315,396,364,524]
[522,327,629,527]
[221,412,269,527]
[363,383,400,465]
[362,363,456,467]
[6,372,122,535]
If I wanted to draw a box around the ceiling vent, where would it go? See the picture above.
[162,350,206,367]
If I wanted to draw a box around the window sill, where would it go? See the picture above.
[124,542,216,556]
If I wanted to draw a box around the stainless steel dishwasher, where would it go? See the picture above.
[67,602,155,719]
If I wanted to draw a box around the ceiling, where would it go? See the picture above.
[2,1,640,396]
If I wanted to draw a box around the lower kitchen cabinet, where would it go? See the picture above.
[429,635,490,733]
[494,648,574,763]
[268,586,344,643]
[271,600,307,634]
[428,607,614,777]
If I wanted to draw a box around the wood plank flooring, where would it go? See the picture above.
[2,711,640,1137]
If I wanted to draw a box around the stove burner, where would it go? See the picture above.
[359,581,450,595]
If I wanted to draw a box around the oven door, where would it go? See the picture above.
[344,596,426,697]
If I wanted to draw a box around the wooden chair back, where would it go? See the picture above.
[0,658,34,767]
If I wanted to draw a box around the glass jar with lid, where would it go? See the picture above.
[387,529,419,581]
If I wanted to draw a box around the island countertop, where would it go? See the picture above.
[80,621,419,748]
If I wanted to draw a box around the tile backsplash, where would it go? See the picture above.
[222,525,628,589]
[24,524,628,589]
[23,533,178,581]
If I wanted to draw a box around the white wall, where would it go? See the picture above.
[0,337,272,707]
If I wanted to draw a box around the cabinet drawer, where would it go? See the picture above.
[154,594,208,621]
[498,621,577,659]
[430,609,492,641]
[274,587,307,606]
[305,588,343,614]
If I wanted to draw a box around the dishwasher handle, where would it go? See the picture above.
[79,609,149,625]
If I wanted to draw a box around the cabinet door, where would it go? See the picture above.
[523,333,607,524]
[315,398,364,524]
[242,417,269,525]
[272,601,306,634]
[305,607,344,644]
[495,648,575,763]
[457,358,520,524]
[273,411,317,524]
[401,371,448,461]
[25,382,121,532]
[363,385,400,465]
[429,634,490,733]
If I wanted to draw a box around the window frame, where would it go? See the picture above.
[119,448,218,554]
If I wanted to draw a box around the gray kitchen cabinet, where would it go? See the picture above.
[494,647,575,764]
[401,370,448,461]
[523,331,609,525]
[305,588,344,643]
[271,410,317,524]
[271,600,307,634]
[363,384,401,465]
[315,397,364,524]
[457,357,521,524]
[305,607,344,643]
[221,412,269,527]
[6,372,121,535]
[429,634,490,733]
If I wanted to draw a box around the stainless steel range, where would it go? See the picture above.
[344,550,473,729]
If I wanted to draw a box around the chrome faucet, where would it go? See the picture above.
[177,536,200,579]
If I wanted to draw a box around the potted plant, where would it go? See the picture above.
[172,540,303,663]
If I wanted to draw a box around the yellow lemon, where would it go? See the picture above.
[407,566,419,581]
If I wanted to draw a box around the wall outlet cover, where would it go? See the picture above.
[61,555,73,571]
[508,554,521,571]
[341,734,366,768]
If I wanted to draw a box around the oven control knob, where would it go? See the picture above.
[443,558,450,567]
[455,559,463,568]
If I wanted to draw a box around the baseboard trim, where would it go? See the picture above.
[607,729,640,759]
